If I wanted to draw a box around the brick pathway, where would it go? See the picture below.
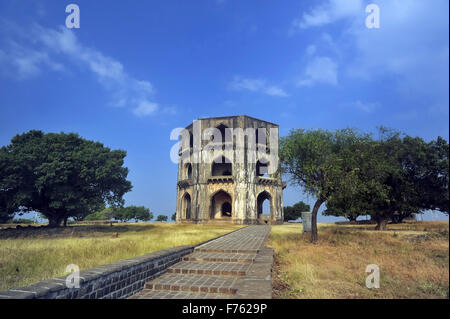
[130,225,272,299]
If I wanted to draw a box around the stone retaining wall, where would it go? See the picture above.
[0,245,194,299]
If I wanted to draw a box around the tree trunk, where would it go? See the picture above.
[374,217,388,230]
[391,216,402,224]
[48,216,63,227]
[391,212,411,224]
[63,218,68,227]
[311,198,325,244]
[348,215,358,223]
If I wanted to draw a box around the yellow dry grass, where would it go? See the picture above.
[269,221,449,299]
[0,223,243,291]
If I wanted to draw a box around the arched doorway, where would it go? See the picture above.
[183,193,191,220]
[257,191,272,224]
[221,202,232,217]
[210,190,232,220]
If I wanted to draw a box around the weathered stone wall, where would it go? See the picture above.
[0,245,194,299]
[176,115,284,225]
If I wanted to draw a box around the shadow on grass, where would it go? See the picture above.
[77,224,156,233]
[332,220,449,233]
[0,223,156,239]
[329,225,423,232]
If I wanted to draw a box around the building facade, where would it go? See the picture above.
[175,115,285,225]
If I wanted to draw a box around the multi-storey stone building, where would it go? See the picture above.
[175,115,285,224]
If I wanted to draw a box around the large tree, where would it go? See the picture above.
[0,130,132,227]
[323,196,364,222]
[322,135,387,224]
[419,136,449,214]
[0,146,18,223]
[330,135,390,230]
[133,206,153,222]
[283,201,310,222]
[368,130,449,228]
[280,128,368,243]
[108,206,152,222]
[322,129,449,229]
[0,210,13,224]
[156,215,168,222]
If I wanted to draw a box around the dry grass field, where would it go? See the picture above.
[0,223,243,291]
[269,221,449,299]
[2,221,448,298]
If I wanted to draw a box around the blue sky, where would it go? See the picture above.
[0,0,448,221]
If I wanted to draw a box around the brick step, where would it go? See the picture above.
[167,261,250,276]
[145,273,238,295]
[184,252,256,263]
[194,248,259,254]
[129,289,232,299]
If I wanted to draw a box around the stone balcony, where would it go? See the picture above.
[207,176,234,184]
[256,176,281,186]
[177,179,192,188]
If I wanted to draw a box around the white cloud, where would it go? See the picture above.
[35,25,79,55]
[297,56,338,87]
[306,45,316,56]
[292,0,363,30]
[347,0,449,112]
[0,23,163,117]
[228,76,265,92]
[228,76,288,97]
[264,86,289,97]
[133,100,158,117]
[292,0,449,109]
[0,41,64,79]
[296,33,341,88]
[348,1,449,78]
[35,26,156,111]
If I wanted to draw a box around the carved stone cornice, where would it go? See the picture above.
[257,177,283,187]
[207,176,234,184]
[177,179,192,188]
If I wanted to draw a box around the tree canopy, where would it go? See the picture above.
[326,129,449,228]
[0,130,132,226]
[364,129,448,228]
[106,206,152,222]
[85,207,114,221]
[280,127,449,240]
[283,201,310,221]
[156,215,168,222]
[280,128,368,242]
